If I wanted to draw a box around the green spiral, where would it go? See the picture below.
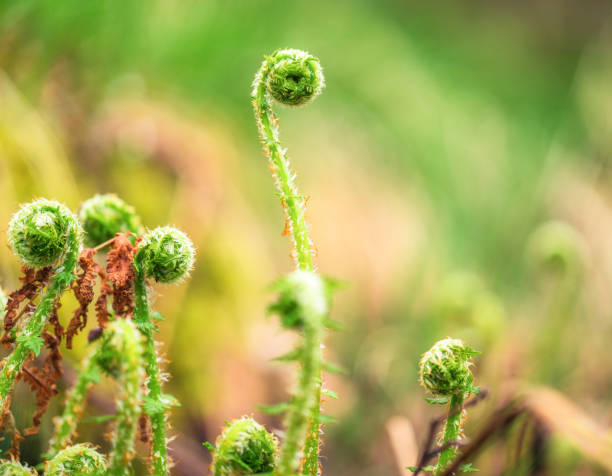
[264,49,324,106]
[8,199,82,269]
[135,226,195,284]
[419,337,475,397]
[211,417,278,476]
[45,444,107,476]
[0,461,37,475]
[79,194,142,246]
[419,338,479,475]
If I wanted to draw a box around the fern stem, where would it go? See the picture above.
[277,322,322,475]
[134,269,169,476]
[436,393,464,474]
[46,349,99,458]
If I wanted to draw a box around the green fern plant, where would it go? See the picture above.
[410,338,481,475]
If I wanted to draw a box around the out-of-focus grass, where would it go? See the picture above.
[1,1,612,474]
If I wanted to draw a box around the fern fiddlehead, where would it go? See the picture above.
[0,461,37,475]
[45,444,107,476]
[78,193,142,247]
[210,417,278,476]
[252,48,330,476]
[46,319,144,475]
[419,338,479,474]
[133,226,194,475]
[0,199,82,411]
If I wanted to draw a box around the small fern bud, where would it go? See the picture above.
[210,417,278,476]
[0,461,37,475]
[45,444,107,476]
[264,49,324,106]
[526,221,585,278]
[419,338,478,397]
[8,199,82,269]
[79,194,142,247]
[269,270,328,329]
[135,226,195,284]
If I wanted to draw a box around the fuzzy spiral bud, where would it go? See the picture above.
[0,461,37,475]
[8,199,82,269]
[79,194,142,247]
[135,226,195,284]
[264,49,324,106]
[269,270,328,329]
[45,444,107,476]
[419,338,477,396]
[211,417,278,476]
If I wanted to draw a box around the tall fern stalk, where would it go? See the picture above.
[252,48,326,475]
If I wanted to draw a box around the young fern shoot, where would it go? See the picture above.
[45,443,107,476]
[252,48,334,475]
[418,338,480,475]
[79,193,143,247]
[133,226,195,476]
[252,48,324,271]
[0,461,37,475]
[209,417,278,476]
[0,200,83,411]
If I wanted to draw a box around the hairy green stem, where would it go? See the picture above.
[47,319,144,475]
[107,320,145,475]
[46,351,99,458]
[0,229,79,411]
[134,269,169,476]
[436,394,465,474]
[277,324,322,475]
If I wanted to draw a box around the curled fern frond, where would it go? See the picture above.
[79,194,142,247]
[252,48,324,270]
[8,199,82,269]
[0,461,37,475]
[419,338,480,475]
[135,226,195,284]
[419,338,477,397]
[45,444,107,476]
[210,417,278,476]
[264,49,324,106]
[0,200,82,412]
[133,225,195,475]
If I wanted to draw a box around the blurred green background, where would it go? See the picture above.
[1,1,612,474]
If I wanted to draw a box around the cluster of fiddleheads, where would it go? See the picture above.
[0,195,194,475]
